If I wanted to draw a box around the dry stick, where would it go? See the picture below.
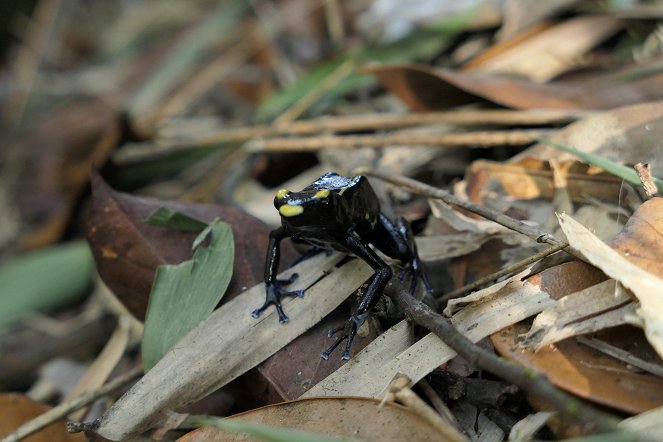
[359,169,576,253]
[247,129,553,152]
[0,367,143,442]
[439,240,570,302]
[202,108,585,142]
[114,110,582,164]
[576,336,663,379]
[386,282,621,435]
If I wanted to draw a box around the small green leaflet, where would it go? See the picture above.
[144,206,209,232]
[537,137,663,194]
[192,416,355,442]
[0,240,93,327]
[142,219,234,371]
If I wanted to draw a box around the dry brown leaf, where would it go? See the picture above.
[492,323,663,414]
[466,15,621,82]
[465,159,625,203]
[94,256,373,441]
[366,62,663,111]
[513,101,663,178]
[610,198,663,278]
[558,212,663,358]
[524,280,632,349]
[498,0,580,40]
[0,393,85,442]
[178,397,457,442]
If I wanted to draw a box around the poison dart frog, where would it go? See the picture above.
[251,172,432,360]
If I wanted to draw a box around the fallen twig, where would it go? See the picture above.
[439,240,570,302]
[359,169,581,258]
[0,366,143,442]
[246,129,552,152]
[386,282,621,435]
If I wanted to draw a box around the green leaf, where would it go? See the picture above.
[257,13,472,121]
[537,137,663,193]
[142,219,234,370]
[0,241,94,327]
[144,207,208,232]
[192,416,354,442]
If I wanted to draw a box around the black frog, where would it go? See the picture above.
[251,172,431,360]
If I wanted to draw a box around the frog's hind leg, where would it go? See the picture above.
[372,214,432,295]
[322,231,392,360]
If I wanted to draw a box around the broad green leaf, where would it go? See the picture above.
[142,219,234,370]
[144,207,208,232]
[538,138,663,193]
[0,241,93,327]
[193,416,354,442]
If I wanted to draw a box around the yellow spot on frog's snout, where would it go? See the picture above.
[313,189,330,199]
[279,204,304,217]
[275,188,289,199]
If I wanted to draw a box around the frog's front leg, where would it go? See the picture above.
[322,231,392,360]
[252,227,304,323]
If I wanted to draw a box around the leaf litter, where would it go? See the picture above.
[5,1,663,441]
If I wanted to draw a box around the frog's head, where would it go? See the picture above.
[273,187,339,225]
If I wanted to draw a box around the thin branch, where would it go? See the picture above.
[386,282,621,435]
[114,109,584,164]
[438,240,570,302]
[0,367,143,442]
[359,169,574,249]
[247,129,552,152]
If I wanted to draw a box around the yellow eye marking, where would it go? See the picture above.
[275,189,289,199]
[279,204,304,217]
[338,186,350,196]
[313,189,330,199]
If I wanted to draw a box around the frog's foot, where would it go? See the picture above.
[251,273,305,323]
[321,313,367,360]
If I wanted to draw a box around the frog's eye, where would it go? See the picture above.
[313,189,330,199]
[275,188,290,199]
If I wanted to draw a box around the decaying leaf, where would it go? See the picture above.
[180,397,452,442]
[366,63,663,111]
[492,323,663,414]
[524,280,632,350]
[464,159,625,203]
[0,393,85,442]
[558,212,663,358]
[86,171,290,320]
[514,101,663,178]
[466,15,621,82]
[94,254,371,440]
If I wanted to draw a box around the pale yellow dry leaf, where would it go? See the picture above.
[557,213,663,358]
